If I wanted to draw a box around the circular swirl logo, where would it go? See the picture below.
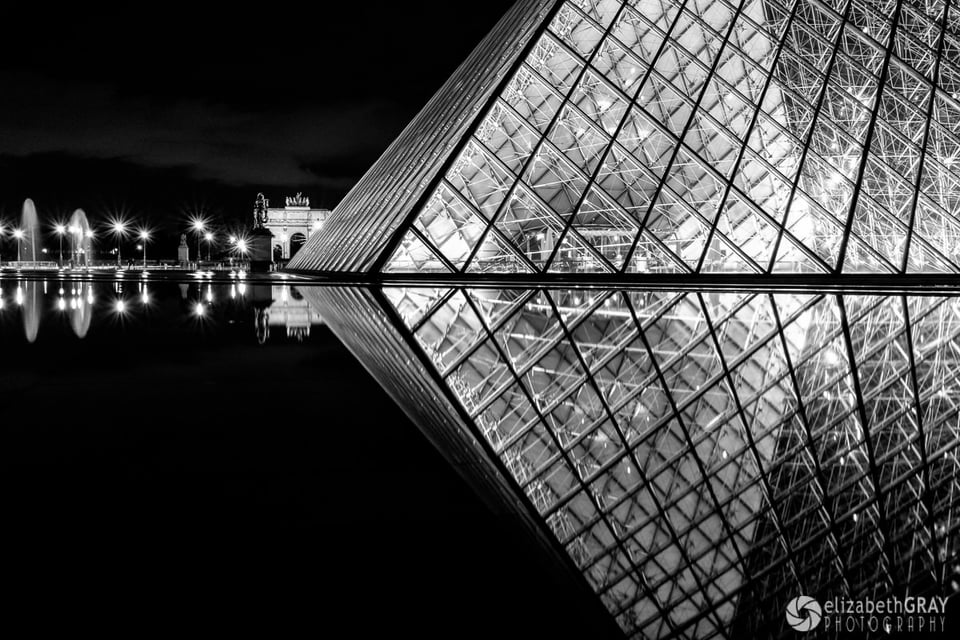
[785,595,823,632]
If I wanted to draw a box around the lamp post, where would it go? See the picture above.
[54,224,66,266]
[236,238,249,269]
[13,229,24,262]
[139,230,150,269]
[191,218,206,266]
[111,221,127,268]
[85,229,94,266]
[69,225,80,265]
[204,232,214,262]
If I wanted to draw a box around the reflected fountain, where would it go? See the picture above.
[1,277,323,344]
[18,280,42,343]
[69,282,93,339]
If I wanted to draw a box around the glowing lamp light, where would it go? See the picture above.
[57,298,66,311]
[115,299,126,313]
[204,232,213,242]
[196,303,206,317]
[54,224,66,235]
[13,229,24,240]
[139,230,150,241]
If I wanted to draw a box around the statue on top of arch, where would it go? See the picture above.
[285,192,310,208]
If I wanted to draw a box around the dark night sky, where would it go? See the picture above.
[0,1,515,229]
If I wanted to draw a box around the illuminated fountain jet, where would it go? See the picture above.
[19,199,41,264]
[68,209,93,267]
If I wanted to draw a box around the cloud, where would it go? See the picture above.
[0,70,404,191]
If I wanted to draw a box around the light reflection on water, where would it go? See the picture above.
[0,275,323,345]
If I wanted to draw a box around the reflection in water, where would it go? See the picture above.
[70,283,94,339]
[303,286,960,638]
[20,281,41,342]
[0,278,321,344]
[251,285,324,344]
[267,285,323,341]
[3,279,99,341]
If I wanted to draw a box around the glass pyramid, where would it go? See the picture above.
[292,0,960,277]
[290,0,960,637]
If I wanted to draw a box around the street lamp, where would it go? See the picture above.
[13,229,24,262]
[235,238,249,269]
[54,224,66,266]
[138,230,150,269]
[204,232,214,261]
[68,225,81,265]
[83,229,95,267]
[190,217,206,266]
[111,220,128,268]
[227,235,238,268]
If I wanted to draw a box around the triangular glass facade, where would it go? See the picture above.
[291,0,960,276]
[291,0,960,637]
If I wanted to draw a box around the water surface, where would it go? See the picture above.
[0,272,607,636]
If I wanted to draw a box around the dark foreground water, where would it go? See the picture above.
[0,273,600,636]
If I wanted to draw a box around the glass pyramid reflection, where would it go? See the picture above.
[305,285,960,638]
[289,0,960,637]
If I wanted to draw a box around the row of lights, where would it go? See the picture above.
[2,215,251,265]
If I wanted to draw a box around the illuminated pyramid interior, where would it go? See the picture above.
[290,0,960,637]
